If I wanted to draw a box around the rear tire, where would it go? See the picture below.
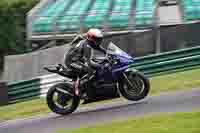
[119,72,150,101]
[46,83,80,115]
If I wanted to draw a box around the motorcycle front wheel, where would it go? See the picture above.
[46,83,80,115]
[119,72,150,101]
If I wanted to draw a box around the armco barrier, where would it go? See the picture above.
[6,46,200,104]
[135,54,200,71]
[8,74,65,103]
[131,46,200,67]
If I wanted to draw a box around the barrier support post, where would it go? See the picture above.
[0,81,9,106]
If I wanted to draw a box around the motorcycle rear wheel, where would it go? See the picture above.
[46,83,80,115]
[119,72,150,101]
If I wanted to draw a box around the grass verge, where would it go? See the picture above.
[57,111,200,133]
[0,68,200,122]
[0,98,49,122]
[150,68,200,95]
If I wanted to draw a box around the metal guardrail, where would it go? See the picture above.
[8,74,66,103]
[7,46,200,104]
[132,45,200,67]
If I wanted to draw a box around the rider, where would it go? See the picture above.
[63,28,107,97]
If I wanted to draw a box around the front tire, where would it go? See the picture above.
[119,72,150,101]
[46,83,80,115]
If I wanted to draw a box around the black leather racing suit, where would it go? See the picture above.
[64,36,106,91]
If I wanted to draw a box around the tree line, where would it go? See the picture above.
[0,0,39,56]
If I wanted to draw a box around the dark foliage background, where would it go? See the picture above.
[0,0,38,55]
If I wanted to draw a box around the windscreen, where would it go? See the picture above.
[106,42,133,59]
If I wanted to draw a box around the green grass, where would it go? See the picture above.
[0,68,200,122]
[0,98,49,122]
[57,111,200,133]
[150,68,200,95]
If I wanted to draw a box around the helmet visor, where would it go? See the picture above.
[96,37,103,46]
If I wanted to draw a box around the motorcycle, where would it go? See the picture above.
[44,42,150,115]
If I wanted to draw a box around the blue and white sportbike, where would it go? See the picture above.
[44,42,150,115]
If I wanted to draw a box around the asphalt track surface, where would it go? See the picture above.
[0,89,200,133]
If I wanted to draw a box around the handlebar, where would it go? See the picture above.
[103,54,120,66]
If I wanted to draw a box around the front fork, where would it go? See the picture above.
[123,73,134,88]
[121,68,139,89]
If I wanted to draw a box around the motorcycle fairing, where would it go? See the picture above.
[95,42,134,83]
